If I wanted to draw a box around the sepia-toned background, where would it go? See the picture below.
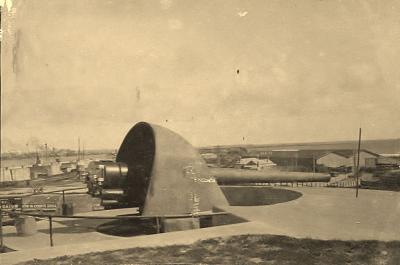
[1,0,399,151]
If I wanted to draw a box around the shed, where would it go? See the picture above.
[317,152,349,168]
[317,149,380,169]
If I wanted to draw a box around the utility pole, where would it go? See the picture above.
[0,209,3,251]
[313,154,316,173]
[355,128,362,198]
[77,137,81,161]
[216,145,221,167]
[45,143,48,164]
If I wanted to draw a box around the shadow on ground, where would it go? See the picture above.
[220,186,302,206]
[96,218,159,237]
[38,219,112,234]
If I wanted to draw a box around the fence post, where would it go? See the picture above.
[49,216,54,247]
[62,190,67,216]
[155,217,161,234]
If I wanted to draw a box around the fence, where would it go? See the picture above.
[0,185,228,248]
[0,186,88,249]
[233,178,360,189]
[0,209,228,248]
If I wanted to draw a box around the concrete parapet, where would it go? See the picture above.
[15,216,37,236]
[64,194,94,213]
[162,217,200,232]
[211,206,248,226]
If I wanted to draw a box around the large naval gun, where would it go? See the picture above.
[85,122,331,215]
[87,122,228,215]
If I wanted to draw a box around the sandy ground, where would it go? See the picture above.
[224,187,400,241]
[1,187,399,265]
[1,208,139,251]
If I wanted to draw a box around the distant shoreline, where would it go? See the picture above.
[0,151,115,160]
[0,154,114,168]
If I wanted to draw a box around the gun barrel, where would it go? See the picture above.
[211,168,331,185]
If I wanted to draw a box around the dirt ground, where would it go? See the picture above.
[15,234,400,265]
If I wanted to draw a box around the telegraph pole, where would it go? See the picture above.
[312,154,316,173]
[45,143,48,164]
[355,128,362,198]
[77,137,81,161]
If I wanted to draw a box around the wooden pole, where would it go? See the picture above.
[0,209,4,250]
[77,138,81,161]
[313,154,316,173]
[49,216,54,247]
[45,143,48,164]
[356,128,362,198]
[62,190,66,215]
[155,217,161,233]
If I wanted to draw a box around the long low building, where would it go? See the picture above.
[248,149,383,172]
[316,149,380,169]
[1,163,64,183]
[0,166,31,182]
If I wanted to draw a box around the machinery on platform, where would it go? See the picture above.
[84,122,228,214]
[85,160,129,207]
[84,122,331,213]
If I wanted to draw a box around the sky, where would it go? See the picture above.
[1,0,400,151]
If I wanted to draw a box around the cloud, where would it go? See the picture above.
[1,0,399,151]
[0,0,13,12]
[160,0,172,10]
[168,18,183,30]
[237,11,248,17]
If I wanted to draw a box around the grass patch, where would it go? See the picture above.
[16,234,400,265]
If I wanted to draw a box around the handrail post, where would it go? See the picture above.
[62,190,66,216]
[155,217,161,233]
[49,216,54,247]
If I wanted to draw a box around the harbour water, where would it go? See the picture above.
[0,154,114,168]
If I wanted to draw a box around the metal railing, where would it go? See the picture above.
[0,208,228,248]
[230,180,360,189]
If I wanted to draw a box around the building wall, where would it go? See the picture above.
[1,167,31,182]
[346,152,379,168]
[365,158,377,168]
[30,165,50,179]
[377,157,400,166]
[317,153,348,168]
[49,163,63,175]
